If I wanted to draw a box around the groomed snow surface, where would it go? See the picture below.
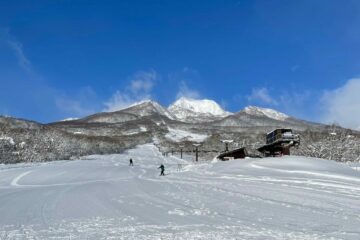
[165,128,208,142]
[0,144,360,239]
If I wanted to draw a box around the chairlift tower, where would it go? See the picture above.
[179,145,184,159]
[193,143,201,162]
[220,140,234,152]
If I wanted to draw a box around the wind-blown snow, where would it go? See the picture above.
[0,144,359,239]
[243,106,289,121]
[168,97,231,121]
[165,128,208,142]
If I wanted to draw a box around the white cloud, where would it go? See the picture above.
[55,70,157,117]
[276,90,314,119]
[0,29,32,73]
[104,91,141,112]
[8,40,32,73]
[55,87,99,117]
[182,67,198,74]
[321,78,360,129]
[220,99,228,110]
[240,87,315,120]
[176,81,201,99]
[129,71,156,93]
[56,98,94,117]
[247,88,278,105]
[104,70,157,112]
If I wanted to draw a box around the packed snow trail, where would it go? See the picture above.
[0,144,359,239]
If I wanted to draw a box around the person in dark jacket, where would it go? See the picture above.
[129,158,133,166]
[158,164,165,176]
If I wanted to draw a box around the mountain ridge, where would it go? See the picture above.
[2,98,359,164]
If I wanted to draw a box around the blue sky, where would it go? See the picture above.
[1,0,360,128]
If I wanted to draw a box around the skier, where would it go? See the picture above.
[158,164,165,176]
[129,158,133,166]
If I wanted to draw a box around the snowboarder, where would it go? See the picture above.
[129,158,133,166]
[158,164,165,176]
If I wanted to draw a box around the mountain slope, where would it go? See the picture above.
[124,100,175,120]
[74,100,174,124]
[242,106,289,121]
[211,106,323,131]
[2,98,358,163]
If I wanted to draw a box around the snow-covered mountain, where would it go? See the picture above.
[210,105,322,132]
[168,97,232,122]
[60,117,79,122]
[124,100,175,120]
[3,97,358,164]
[79,100,175,124]
[242,106,289,121]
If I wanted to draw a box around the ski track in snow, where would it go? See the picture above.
[10,171,32,186]
[250,162,360,183]
[0,144,360,239]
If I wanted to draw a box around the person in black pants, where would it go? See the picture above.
[129,158,133,166]
[158,164,165,176]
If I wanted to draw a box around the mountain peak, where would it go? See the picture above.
[125,99,175,119]
[242,106,289,121]
[168,97,231,122]
[129,99,156,108]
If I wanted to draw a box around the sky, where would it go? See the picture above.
[1,0,360,129]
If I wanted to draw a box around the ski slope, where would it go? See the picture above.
[0,144,359,239]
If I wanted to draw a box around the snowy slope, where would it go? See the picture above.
[242,106,289,121]
[0,144,360,239]
[168,97,232,122]
[165,127,208,142]
[60,117,79,122]
[80,100,175,124]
